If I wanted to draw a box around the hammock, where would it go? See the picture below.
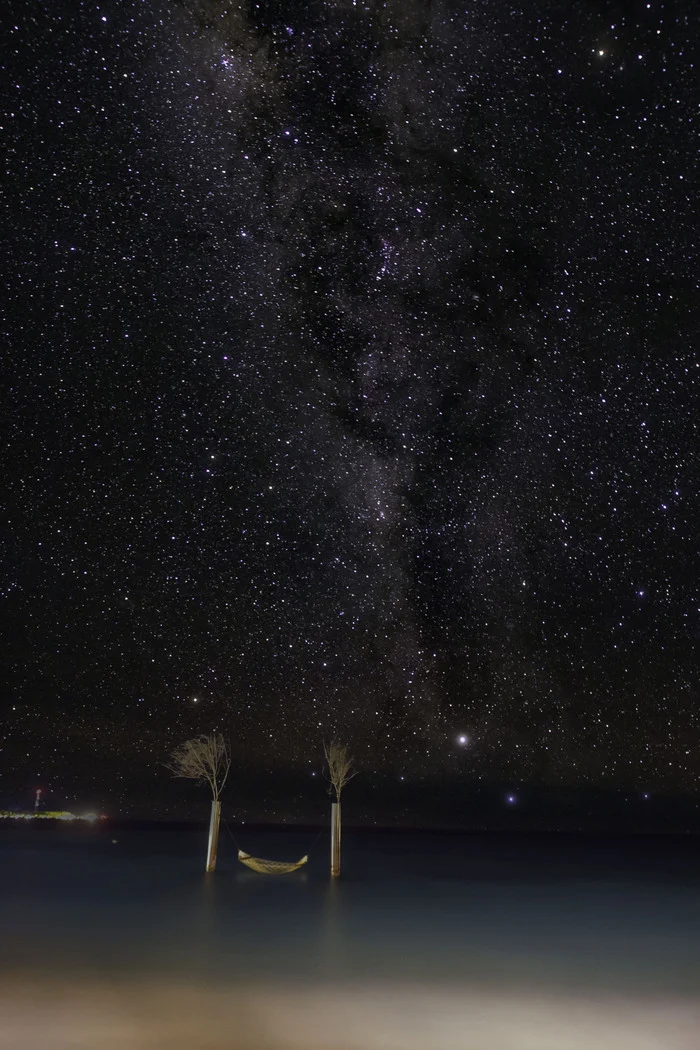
[237,849,308,875]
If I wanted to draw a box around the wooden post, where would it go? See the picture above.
[206,800,221,873]
[330,801,341,877]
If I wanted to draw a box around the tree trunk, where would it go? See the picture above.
[330,801,341,877]
[206,800,221,873]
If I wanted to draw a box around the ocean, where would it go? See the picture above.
[1,821,699,1048]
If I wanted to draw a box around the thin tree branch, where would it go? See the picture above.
[323,739,357,802]
[165,734,231,801]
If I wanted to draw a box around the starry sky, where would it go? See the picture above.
[2,0,698,815]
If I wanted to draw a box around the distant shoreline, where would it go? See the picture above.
[4,815,697,840]
[0,810,101,823]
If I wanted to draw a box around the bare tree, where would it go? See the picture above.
[323,739,357,877]
[165,734,230,799]
[165,733,230,872]
[323,739,357,802]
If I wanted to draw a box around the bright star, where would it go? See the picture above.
[457,734,469,746]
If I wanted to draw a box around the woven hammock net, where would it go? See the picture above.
[237,849,308,875]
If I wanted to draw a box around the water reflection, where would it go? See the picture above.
[319,876,344,976]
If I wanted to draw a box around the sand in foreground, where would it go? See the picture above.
[1,976,698,1050]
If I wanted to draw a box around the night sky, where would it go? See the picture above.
[2,0,698,816]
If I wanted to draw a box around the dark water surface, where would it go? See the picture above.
[1,823,699,1048]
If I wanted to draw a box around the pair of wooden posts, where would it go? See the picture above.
[166,734,354,877]
[205,798,343,876]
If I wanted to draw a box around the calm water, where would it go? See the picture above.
[1,823,699,1048]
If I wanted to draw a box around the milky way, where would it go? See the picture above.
[2,0,698,811]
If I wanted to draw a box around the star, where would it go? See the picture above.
[2,0,696,819]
